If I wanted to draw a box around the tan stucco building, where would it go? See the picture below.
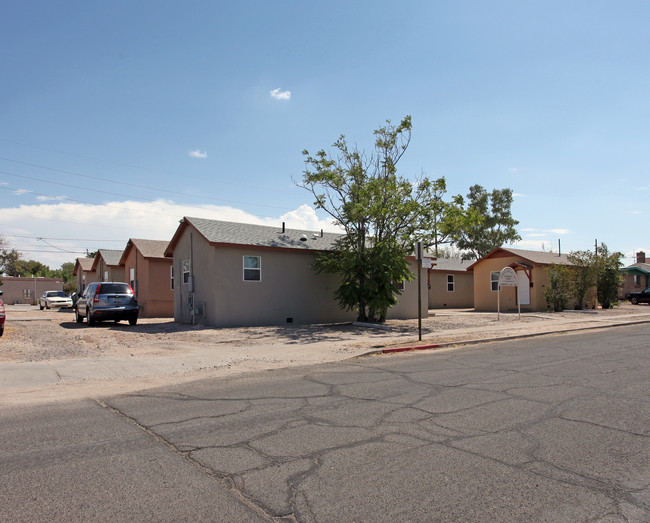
[91,249,124,283]
[468,247,572,312]
[73,257,97,294]
[428,258,475,309]
[164,217,427,328]
[0,277,64,305]
[119,239,173,318]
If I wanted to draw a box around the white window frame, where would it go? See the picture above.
[243,255,262,282]
[447,274,455,292]
[490,271,500,292]
[182,259,190,284]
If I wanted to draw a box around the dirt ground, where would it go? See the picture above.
[1,303,646,364]
[1,303,648,405]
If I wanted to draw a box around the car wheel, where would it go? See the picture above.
[631,297,638,305]
[87,309,96,326]
[45,303,50,309]
[39,303,44,310]
[128,316,138,326]
[0,326,3,337]
[75,307,84,324]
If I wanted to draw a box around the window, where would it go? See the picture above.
[170,266,175,290]
[447,274,455,292]
[243,256,261,281]
[182,260,190,284]
[104,271,108,282]
[129,268,136,290]
[23,289,32,298]
[491,271,500,291]
[634,274,641,287]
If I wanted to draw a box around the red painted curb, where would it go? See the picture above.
[380,344,440,354]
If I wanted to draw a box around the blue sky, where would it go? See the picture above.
[1,1,648,268]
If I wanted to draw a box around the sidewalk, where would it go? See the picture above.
[1,307,649,406]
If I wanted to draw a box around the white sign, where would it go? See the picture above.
[498,267,518,287]
[422,258,433,269]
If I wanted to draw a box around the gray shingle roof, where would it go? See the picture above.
[623,262,650,274]
[98,249,125,267]
[74,257,94,274]
[186,217,343,251]
[495,247,570,265]
[430,258,476,272]
[129,239,170,259]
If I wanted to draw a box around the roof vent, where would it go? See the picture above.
[312,233,319,239]
[300,234,308,241]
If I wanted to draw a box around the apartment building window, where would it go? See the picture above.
[182,260,190,284]
[447,274,455,292]
[243,256,261,281]
[491,271,500,291]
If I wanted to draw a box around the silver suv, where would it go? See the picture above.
[75,282,140,326]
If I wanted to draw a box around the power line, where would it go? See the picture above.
[0,165,288,210]
[0,144,295,195]
[3,233,123,242]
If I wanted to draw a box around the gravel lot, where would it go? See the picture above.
[1,303,644,364]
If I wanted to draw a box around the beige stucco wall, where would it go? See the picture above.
[428,271,474,309]
[96,258,122,283]
[123,249,174,318]
[0,277,63,305]
[472,255,561,312]
[76,269,98,294]
[170,229,426,327]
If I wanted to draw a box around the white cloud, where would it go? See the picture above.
[508,168,518,173]
[270,88,291,101]
[189,149,208,159]
[512,239,551,251]
[513,193,525,198]
[0,199,338,268]
[36,195,67,202]
[549,228,569,235]
[14,189,30,195]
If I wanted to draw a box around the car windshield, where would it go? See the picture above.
[48,291,68,297]
[98,283,132,295]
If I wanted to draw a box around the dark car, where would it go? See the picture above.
[625,288,650,305]
[0,290,5,336]
[75,282,139,325]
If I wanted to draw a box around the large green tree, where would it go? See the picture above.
[452,185,521,259]
[300,116,434,322]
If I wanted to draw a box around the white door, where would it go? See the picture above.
[517,271,530,305]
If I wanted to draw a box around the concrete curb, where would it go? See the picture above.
[355,318,650,358]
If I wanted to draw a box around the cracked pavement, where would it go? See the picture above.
[0,324,648,521]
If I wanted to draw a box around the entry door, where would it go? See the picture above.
[517,271,530,305]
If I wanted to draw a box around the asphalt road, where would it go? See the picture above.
[1,325,648,522]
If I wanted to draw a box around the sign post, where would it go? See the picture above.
[417,241,423,341]
[497,267,520,320]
